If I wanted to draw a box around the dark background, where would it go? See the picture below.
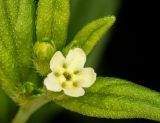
[51,1,160,123]
[99,0,160,92]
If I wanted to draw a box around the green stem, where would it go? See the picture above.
[12,96,50,123]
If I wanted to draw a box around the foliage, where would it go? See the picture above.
[1,0,160,123]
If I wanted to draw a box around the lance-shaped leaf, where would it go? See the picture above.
[0,42,21,102]
[63,16,115,55]
[14,0,36,80]
[55,77,160,121]
[36,0,70,49]
[1,0,36,81]
[0,0,35,102]
[0,0,20,81]
[0,0,21,102]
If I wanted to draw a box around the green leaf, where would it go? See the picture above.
[36,0,70,50]
[55,77,160,121]
[0,0,21,102]
[0,0,36,81]
[0,0,20,81]
[3,0,20,27]
[69,0,122,69]
[14,0,36,80]
[0,0,36,102]
[63,16,116,55]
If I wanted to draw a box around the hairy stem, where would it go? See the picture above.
[12,96,50,123]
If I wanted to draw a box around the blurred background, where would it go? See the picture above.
[0,0,159,123]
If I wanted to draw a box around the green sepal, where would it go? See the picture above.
[55,77,160,121]
[63,16,116,55]
[36,0,70,50]
[20,82,43,97]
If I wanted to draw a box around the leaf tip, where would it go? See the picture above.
[104,15,116,24]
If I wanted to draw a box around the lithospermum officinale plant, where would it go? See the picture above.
[1,0,160,123]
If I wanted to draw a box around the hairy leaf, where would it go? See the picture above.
[63,16,115,55]
[0,0,20,81]
[0,0,36,102]
[56,77,160,121]
[0,0,21,102]
[36,0,70,49]
[14,0,36,80]
[0,0,36,81]
[3,0,20,26]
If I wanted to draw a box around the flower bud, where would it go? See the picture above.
[33,42,56,76]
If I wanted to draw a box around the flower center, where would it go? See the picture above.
[63,72,71,81]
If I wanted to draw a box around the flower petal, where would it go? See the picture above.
[66,48,86,71]
[50,51,65,72]
[63,87,85,97]
[44,73,62,92]
[76,67,96,88]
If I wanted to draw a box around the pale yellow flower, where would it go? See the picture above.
[44,48,96,97]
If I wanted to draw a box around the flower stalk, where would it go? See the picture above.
[12,95,50,123]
